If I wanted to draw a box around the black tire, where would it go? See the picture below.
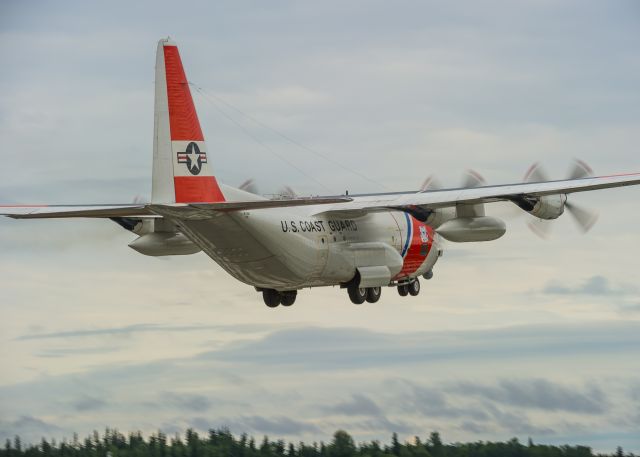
[280,291,297,307]
[347,284,367,304]
[398,284,409,296]
[262,289,281,308]
[366,287,382,303]
[423,270,433,280]
[409,278,421,296]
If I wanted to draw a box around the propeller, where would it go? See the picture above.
[523,160,599,238]
[461,169,486,188]
[420,175,443,192]
[238,179,299,199]
[278,185,298,199]
[239,178,259,195]
[420,170,485,192]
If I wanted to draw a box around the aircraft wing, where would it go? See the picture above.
[313,172,640,215]
[2,173,639,220]
[0,197,352,219]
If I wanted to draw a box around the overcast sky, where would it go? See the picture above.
[1,0,639,453]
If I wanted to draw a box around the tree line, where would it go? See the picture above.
[1,429,635,457]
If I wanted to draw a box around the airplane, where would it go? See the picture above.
[2,38,640,308]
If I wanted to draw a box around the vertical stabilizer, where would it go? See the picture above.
[152,38,225,203]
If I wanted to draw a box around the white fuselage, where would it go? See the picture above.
[171,197,441,291]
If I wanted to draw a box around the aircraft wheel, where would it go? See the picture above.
[262,289,281,308]
[423,270,433,280]
[366,287,382,303]
[347,284,367,304]
[280,291,297,307]
[409,279,421,296]
[397,284,409,296]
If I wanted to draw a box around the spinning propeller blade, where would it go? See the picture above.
[523,160,598,238]
[239,178,259,195]
[565,200,599,233]
[462,169,487,188]
[420,175,443,192]
[567,159,594,180]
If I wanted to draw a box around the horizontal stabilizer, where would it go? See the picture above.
[1,205,156,219]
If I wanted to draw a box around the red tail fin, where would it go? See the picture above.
[154,39,225,203]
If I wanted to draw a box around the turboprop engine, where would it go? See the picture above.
[111,216,201,256]
[511,194,566,220]
[511,161,599,237]
[428,169,506,243]
[437,216,506,242]
[128,231,201,256]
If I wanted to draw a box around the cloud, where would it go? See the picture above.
[163,393,212,413]
[203,323,640,370]
[325,394,382,417]
[449,379,608,414]
[391,380,489,421]
[0,416,64,443]
[323,394,413,434]
[72,395,107,412]
[354,416,413,435]
[482,404,554,436]
[35,346,121,358]
[218,416,320,435]
[460,421,489,434]
[1,323,639,447]
[618,303,640,314]
[542,275,637,297]
[16,323,269,341]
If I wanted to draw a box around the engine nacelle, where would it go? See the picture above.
[514,194,566,220]
[424,207,456,228]
[128,232,201,256]
[437,216,506,242]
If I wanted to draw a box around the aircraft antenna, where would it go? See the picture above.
[191,85,333,194]
[190,83,391,192]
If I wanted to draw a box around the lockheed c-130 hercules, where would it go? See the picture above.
[2,39,640,307]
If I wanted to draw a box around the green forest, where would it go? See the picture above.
[1,429,636,457]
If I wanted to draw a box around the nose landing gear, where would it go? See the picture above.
[397,278,421,297]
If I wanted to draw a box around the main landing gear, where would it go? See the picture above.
[347,284,382,304]
[262,289,297,308]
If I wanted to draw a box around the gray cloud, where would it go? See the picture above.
[1,323,638,447]
[460,421,489,434]
[72,395,107,412]
[203,323,640,370]
[391,380,489,421]
[163,393,212,413]
[483,404,554,436]
[450,379,608,414]
[619,303,640,314]
[325,394,382,417]
[542,275,637,297]
[219,416,320,436]
[0,416,64,443]
[16,322,278,342]
[323,394,413,434]
[17,323,217,340]
[355,416,413,435]
[36,346,120,358]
